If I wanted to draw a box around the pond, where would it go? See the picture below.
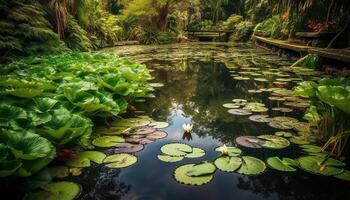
[49,43,350,199]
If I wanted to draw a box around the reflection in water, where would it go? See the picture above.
[71,43,350,200]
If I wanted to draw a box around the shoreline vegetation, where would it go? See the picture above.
[0,0,349,199]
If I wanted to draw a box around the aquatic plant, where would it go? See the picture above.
[294,78,350,156]
[0,52,153,177]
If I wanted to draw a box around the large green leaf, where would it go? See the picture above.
[214,156,242,172]
[237,156,266,175]
[186,162,216,177]
[24,181,81,200]
[267,157,297,172]
[298,156,345,176]
[174,164,214,186]
[160,143,192,156]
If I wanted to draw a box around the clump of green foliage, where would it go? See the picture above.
[188,20,215,31]
[64,15,93,51]
[291,54,321,69]
[229,21,254,42]
[221,14,243,30]
[140,28,178,45]
[0,0,67,62]
[253,15,289,39]
[294,78,350,157]
[0,52,153,177]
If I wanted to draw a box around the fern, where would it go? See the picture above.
[64,15,92,51]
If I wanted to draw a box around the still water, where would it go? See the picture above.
[70,43,349,200]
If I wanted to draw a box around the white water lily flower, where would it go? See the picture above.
[218,144,228,155]
[182,123,193,133]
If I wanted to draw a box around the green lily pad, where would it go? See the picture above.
[149,121,169,129]
[215,146,242,156]
[335,170,350,181]
[95,127,130,135]
[66,157,90,168]
[174,164,214,186]
[232,99,247,105]
[267,157,297,172]
[237,156,266,175]
[185,148,205,158]
[289,136,311,145]
[214,156,242,172]
[268,121,294,130]
[24,181,81,200]
[257,135,290,149]
[160,143,192,156]
[186,162,216,177]
[249,115,271,123]
[112,118,151,127]
[75,151,106,164]
[235,136,264,148]
[275,131,293,138]
[103,153,137,168]
[222,103,240,109]
[157,155,184,163]
[298,156,345,176]
[92,136,125,147]
[300,145,322,153]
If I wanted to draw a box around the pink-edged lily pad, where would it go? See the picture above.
[115,143,144,153]
[227,109,252,116]
[146,131,168,140]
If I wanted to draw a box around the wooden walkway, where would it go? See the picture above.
[186,30,233,42]
[252,35,350,63]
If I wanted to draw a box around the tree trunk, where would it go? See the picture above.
[157,3,169,32]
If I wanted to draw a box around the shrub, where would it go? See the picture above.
[229,21,254,42]
[253,15,289,39]
[222,15,243,30]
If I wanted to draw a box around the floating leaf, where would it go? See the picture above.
[335,170,350,181]
[92,136,125,147]
[24,181,81,200]
[237,156,266,175]
[157,155,184,163]
[215,146,242,156]
[127,126,156,135]
[174,164,213,186]
[116,143,144,153]
[268,121,294,130]
[149,121,169,129]
[149,83,164,88]
[289,136,311,145]
[257,135,290,149]
[235,136,264,148]
[298,156,345,176]
[249,115,271,123]
[275,131,293,137]
[103,154,137,168]
[186,162,216,177]
[267,157,297,172]
[185,148,205,158]
[300,145,322,153]
[227,109,252,116]
[214,156,242,172]
[112,118,151,127]
[146,131,168,140]
[95,127,129,135]
[160,143,192,156]
[222,103,240,109]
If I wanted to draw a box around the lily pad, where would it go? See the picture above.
[174,164,213,186]
[112,118,151,127]
[235,136,264,148]
[95,126,130,135]
[215,146,242,156]
[228,109,252,116]
[267,157,297,172]
[335,170,350,181]
[237,156,266,175]
[214,156,242,172]
[157,155,184,163]
[103,153,137,169]
[149,83,164,88]
[186,162,216,177]
[289,136,311,145]
[232,99,247,105]
[222,103,240,109]
[275,131,293,137]
[298,156,345,176]
[24,181,81,200]
[300,145,322,153]
[116,143,144,153]
[249,115,271,123]
[127,126,156,135]
[92,136,125,147]
[161,143,192,156]
[185,148,205,158]
[149,121,169,129]
[146,131,168,140]
[257,135,290,149]
[268,121,294,130]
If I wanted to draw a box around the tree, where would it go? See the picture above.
[208,0,228,25]
[121,0,191,32]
